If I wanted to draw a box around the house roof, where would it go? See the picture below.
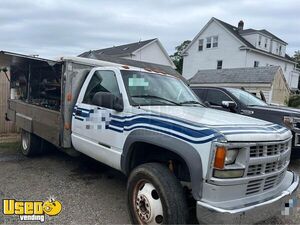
[79,39,157,57]
[239,29,287,44]
[79,51,183,80]
[79,38,176,68]
[183,17,294,63]
[189,66,281,84]
[213,18,293,62]
[213,18,256,49]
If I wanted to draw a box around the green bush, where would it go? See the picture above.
[287,95,300,108]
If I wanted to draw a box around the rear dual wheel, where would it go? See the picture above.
[127,163,188,224]
[20,129,43,156]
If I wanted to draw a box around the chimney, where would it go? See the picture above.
[238,20,244,31]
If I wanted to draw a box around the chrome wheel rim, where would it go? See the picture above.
[22,132,29,151]
[133,181,163,225]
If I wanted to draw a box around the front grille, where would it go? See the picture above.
[250,141,289,157]
[247,164,263,176]
[246,179,263,195]
[246,171,285,195]
[245,139,291,196]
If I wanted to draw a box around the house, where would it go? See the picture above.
[79,38,176,69]
[189,66,290,105]
[182,17,299,89]
[79,52,181,78]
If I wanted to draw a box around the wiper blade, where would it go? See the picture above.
[179,100,203,106]
[131,95,180,105]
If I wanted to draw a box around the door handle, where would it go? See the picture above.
[241,109,254,115]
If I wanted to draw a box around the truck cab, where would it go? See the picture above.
[3,52,299,224]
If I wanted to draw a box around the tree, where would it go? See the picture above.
[170,40,191,74]
[293,50,300,69]
[287,94,300,108]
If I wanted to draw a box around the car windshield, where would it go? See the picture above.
[227,88,268,106]
[121,70,203,106]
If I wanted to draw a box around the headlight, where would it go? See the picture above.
[214,147,239,169]
[283,116,294,127]
[225,149,239,165]
[283,116,300,129]
[213,146,243,178]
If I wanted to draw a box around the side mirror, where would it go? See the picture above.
[92,92,124,112]
[222,101,237,111]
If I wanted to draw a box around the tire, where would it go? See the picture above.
[127,163,188,225]
[20,129,42,156]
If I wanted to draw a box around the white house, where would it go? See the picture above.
[79,38,176,68]
[182,18,299,89]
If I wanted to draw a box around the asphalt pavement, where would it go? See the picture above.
[0,142,299,224]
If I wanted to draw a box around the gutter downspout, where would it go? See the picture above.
[244,49,248,67]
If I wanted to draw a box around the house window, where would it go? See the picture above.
[217,60,223,69]
[206,36,218,49]
[213,36,218,48]
[258,35,262,46]
[276,43,280,54]
[279,45,282,55]
[206,37,212,48]
[254,61,259,67]
[198,39,204,51]
[265,38,268,48]
[284,63,287,71]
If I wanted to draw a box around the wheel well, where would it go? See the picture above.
[127,142,191,182]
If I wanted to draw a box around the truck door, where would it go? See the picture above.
[71,68,125,170]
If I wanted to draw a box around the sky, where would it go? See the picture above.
[0,0,299,59]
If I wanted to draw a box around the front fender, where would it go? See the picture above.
[121,129,204,200]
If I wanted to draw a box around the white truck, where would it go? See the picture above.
[2,51,299,224]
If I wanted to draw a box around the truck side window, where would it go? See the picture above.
[193,88,207,101]
[83,70,120,104]
[206,89,232,106]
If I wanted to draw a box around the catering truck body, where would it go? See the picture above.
[2,51,299,224]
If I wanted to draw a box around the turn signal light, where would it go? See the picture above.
[214,146,226,169]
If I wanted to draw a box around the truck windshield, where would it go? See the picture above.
[121,70,202,106]
[227,88,268,106]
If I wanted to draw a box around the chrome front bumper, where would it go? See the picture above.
[196,171,299,224]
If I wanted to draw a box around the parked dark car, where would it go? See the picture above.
[192,86,300,152]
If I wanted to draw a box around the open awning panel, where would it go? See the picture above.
[0,51,59,68]
[0,51,63,111]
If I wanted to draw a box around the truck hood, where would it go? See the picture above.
[138,106,291,142]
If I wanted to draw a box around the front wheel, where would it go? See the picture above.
[127,163,188,224]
